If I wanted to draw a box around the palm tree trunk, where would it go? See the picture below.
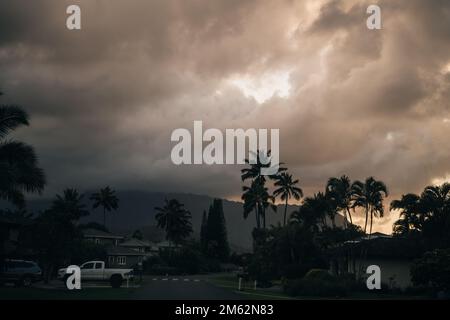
[262,207,266,229]
[364,205,369,233]
[103,207,106,229]
[346,207,353,225]
[369,210,373,239]
[284,198,288,226]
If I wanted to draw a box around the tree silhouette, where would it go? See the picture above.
[155,199,193,246]
[351,177,388,236]
[51,188,89,220]
[326,175,354,228]
[273,172,303,226]
[90,186,119,228]
[0,92,46,208]
[391,193,421,235]
[242,179,276,229]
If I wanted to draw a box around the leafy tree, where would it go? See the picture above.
[132,229,143,240]
[0,92,46,208]
[200,210,208,252]
[411,249,450,292]
[205,199,230,261]
[273,172,303,226]
[90,186,119,228]
[22,189,88,282]
[79,221,109,233]
[155,198,193,246]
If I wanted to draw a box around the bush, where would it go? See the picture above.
[284,277,348,297]
[411,249,450,292]
[283,269,358,297]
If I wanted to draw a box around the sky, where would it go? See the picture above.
[0,0,449,233]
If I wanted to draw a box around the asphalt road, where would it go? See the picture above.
[132,276,245,300]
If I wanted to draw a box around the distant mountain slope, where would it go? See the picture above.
[22,190,346,250]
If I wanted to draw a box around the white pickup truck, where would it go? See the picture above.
[58,261,134,288]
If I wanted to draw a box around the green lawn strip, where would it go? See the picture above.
[207,276,294,300]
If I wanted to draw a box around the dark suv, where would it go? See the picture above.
[1,259,42,287]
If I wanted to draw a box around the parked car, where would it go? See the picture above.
[0,259,42,287]
[58,261,134,288]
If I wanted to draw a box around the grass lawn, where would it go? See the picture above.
[207,274,296,300]
[207,274,428,300]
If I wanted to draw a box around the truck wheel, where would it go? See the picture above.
[22,275,32,287]
[110,275,123,288]
[16,275,32,287]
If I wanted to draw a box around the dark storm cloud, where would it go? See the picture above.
[0,0,449,232]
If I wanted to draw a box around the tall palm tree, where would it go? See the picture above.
[90,186,119,228]
[51,188,89,220]
[241,150,283,230]
[351,177,388,236]
[326,175,354,228]
[390,193,421,235]
[273,172,303,226]
[242,179,276,229]
[154,199,193,246]
[0,94,46,208]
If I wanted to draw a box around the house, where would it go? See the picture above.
[150,240,180,255]
[106,246,145,269]
[334,233,423,289]
[82,228,124,246]
[119,238,152,254]
[0,212,30,257]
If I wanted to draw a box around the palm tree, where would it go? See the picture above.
[241,150,283,229]
[51,188,89,220]
[351,177,388,236]
[273,172,303,226]
[0,94,46,208]
[291,192,331,231]
[390,193,421,235]
[420,183,450,219]
[326,175,354,228]
[154,199,193,246]
[242,179,276,229]
[240,150,286,184]
[90,186,119,228]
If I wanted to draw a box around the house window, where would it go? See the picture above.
[95,239,100,245]
[117,256,126,265]
[108,256,115,265]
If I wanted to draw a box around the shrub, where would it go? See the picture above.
[283,269,356,297]
[283,277,348,297]
[411,249,450,292]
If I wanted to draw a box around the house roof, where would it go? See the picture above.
[120,238,151,248]
[0,212,30,226]
[82,228,124,239]
[106,246,145,256]
[361,232,392,240]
